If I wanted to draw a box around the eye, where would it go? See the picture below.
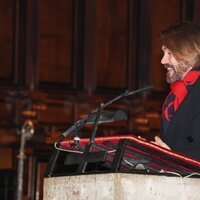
[167,50,171,54]
[167,52,172,55]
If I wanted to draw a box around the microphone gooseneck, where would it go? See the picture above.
[54,85,153,144]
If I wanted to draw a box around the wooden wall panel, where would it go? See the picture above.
[95,0,128,90]
[38,0,73,87]
[149,0,182,91]
[84,0,137,92]
[0,147,13,168]
[36,101,74,125]
[0,100,15,126]
[0,0,14,83]
[136,0,152,89]
[193,0,200,23]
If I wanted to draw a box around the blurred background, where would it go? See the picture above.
[0,0,199,199]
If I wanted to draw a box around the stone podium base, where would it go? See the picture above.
[43,173,200,200]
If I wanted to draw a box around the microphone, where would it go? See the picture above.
[87,85,153,149]
[104,85,154,107]
[55,109,127,143]
[55,85,153,144]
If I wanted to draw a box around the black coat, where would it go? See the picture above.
[161,78,200,161]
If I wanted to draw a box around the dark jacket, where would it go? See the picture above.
[161,78,200,161]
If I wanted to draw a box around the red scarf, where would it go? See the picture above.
[170,71,200,111]
[163,70,200,122]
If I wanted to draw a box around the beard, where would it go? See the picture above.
[164,62,190,84]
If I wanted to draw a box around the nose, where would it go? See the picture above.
[161,53,168,65]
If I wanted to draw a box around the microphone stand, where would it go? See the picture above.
[88,85,153,147]
[56,85,153,145]
[78,103,105,173]
[78,85,153,173]
[16,121,34,200]
[104,85,153,107]
[88,103,105,149]
[45,85,153,176]
[46,105,108,177]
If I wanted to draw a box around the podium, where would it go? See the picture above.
[43,172,200,200]
[45,135,200,176]
[44,135,200,199]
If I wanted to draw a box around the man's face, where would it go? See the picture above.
[161,45,191,83]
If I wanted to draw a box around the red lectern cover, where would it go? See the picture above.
[60,135,200,176]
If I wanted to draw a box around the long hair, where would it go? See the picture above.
[160,21,200,68]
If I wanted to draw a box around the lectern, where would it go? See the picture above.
[44,135,200,200]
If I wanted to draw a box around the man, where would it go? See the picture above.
[154,21,200,161]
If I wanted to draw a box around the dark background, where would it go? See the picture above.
[0,0,199,199]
